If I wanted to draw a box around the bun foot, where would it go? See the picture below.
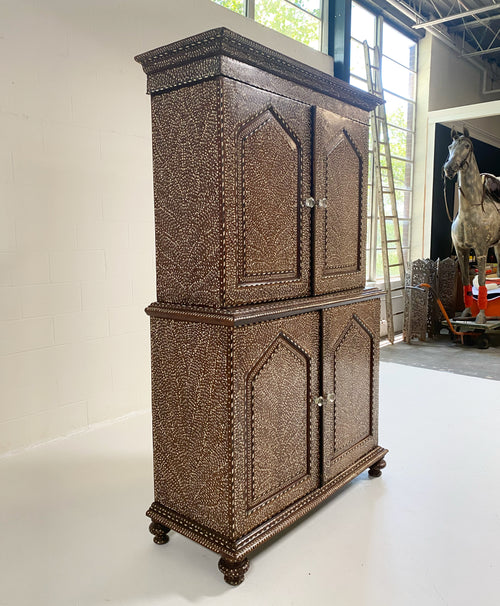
[368,457,387,478]
[218,557,249,586]
[149,521,170,545]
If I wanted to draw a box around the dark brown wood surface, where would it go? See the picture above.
[138,28,387,585]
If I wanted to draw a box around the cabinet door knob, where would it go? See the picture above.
[303,197,327,208]
[315,393,335,407]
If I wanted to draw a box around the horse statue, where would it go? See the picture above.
[443,126,500,324]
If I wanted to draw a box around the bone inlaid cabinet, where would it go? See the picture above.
[135,28,387,586]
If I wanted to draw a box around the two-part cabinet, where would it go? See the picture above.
[136,28,387,586]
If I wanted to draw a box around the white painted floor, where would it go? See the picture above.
[1,362,498,606]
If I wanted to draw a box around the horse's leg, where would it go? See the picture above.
[494,243,500,268]
[475,250,488,324]
[456,247,473,318]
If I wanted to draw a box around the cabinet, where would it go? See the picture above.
[136,28,387,586]
[142,40,370,308]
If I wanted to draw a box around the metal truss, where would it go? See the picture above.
[388,0,500,89]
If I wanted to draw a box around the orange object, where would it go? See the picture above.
[471,293,500,317]
[463,285,473,308]
[419,283,477,340]
[478,285,488,310]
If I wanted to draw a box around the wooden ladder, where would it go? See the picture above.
[363,41,406,343]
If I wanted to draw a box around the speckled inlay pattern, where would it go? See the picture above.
[313,108,368,295]
[240,108,301,280]
[146,445,388,559]
[233,313,320,534]
[322,299,380,483]
[247,334,310,508]
[135,27,383,112]
[137,28,386,585]
[222,78,311,305]
[324,131,362,272]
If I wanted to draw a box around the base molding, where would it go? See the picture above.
[146,446,388,560]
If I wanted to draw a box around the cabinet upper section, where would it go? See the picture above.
[135,27,381,116]
[136,29,381,308]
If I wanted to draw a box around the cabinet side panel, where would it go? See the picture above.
[322,298,380,482]
[150,318,231,535]
[151,80,222,307]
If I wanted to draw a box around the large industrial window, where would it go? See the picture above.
[212,0,325,51]
[350,2,417,283]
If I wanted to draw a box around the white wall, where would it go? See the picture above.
[410,34,432,262]
[441,115,500,147]
[428,38,488,111]
[0,0,333,454]
[427,37,500,110]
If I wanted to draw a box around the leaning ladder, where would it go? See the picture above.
[363,41,406,343]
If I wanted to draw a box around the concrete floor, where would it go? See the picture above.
[381,334,500,380]
[1,362,498,606]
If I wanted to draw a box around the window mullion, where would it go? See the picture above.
[247,0,255,19]
[376,13,384,49]
[368,149,378,282]
[321,0,328,53]
[328,0,352,82]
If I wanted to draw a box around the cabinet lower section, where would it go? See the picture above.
[146,446,387,585]
[146,290,387,584]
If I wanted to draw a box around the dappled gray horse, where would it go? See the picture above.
[443,127,500,323]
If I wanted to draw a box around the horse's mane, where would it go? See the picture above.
[482,173,500,205]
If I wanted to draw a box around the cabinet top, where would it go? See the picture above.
[135,27,381,112]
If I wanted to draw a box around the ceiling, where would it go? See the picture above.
[377,0,500,88]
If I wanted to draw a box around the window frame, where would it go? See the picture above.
[213,0,328,53]
[350,2,418,284]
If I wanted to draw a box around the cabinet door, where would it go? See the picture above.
[222,78,312,306]
[321,299,380,483]
[232,313,320,535]
[313,108,369,295]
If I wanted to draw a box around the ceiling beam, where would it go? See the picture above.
[449,14,500,33]
[413,4,500,30]
[461,46,500,58]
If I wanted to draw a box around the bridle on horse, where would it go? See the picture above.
[442,137,480,222]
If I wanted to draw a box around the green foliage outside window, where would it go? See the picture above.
[212,0,322,50]
[212,0,246,15]
[256,0,321,49]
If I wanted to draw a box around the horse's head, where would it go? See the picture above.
[443,126,473,179]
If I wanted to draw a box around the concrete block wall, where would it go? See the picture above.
[0,0,332,454]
